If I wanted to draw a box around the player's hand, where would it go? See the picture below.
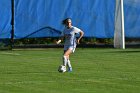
[56,40,61,44]
[77,39,80,44]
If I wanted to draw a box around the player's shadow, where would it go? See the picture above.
[108,50,140,53]
[2,71,56,74]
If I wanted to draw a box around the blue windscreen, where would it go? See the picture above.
[0,0,140,39]
[124,0,140,38]
[0,0,11,38]
[14,0,115,38]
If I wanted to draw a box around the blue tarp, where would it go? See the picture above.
[124,0,140,38]
[0,0,11,38]
[14,0,115,38]
[0,0,140,39]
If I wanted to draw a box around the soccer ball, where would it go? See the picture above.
[58,65,66,73]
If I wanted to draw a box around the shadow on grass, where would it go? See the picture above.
[0,71,57,74]
[108,50,140,54]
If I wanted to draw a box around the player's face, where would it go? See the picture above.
[66,20,72,28]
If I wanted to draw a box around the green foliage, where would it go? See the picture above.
[14,38,59,45]
[0,39,12,50]
[13,38,114,45]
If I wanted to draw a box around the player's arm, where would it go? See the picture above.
[77,31,84,44]
[56,38,62,44]
[56,35,64,44]
[56,31,64,44]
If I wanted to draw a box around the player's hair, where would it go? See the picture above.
[62,18,71,25]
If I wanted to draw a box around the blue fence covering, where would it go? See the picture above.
[0,0,140,39]
[124,0,140,38]
[0,0,11,38]
[14,0,115,38]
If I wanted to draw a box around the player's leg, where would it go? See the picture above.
[65,47,76,72]
[67,56,72,72]
[64,48,73,71]
[64,48,72,57]
[63,46,69,66]
[63,55,67,66]
[63,48,72,65]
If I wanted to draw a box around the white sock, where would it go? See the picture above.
[63,56,67,66]
[67,59,72,68]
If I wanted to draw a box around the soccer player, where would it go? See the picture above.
[57,18,84,72]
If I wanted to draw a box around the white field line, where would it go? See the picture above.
[1,52,21,56]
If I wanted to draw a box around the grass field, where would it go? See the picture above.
[0,48,140,93]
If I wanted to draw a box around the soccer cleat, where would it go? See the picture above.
[68,67,72,72]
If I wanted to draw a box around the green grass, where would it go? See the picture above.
[0,48,140,93]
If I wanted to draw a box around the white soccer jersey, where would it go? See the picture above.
[63,26,81,47]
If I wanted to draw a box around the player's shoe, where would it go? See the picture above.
[68,67,72,72]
